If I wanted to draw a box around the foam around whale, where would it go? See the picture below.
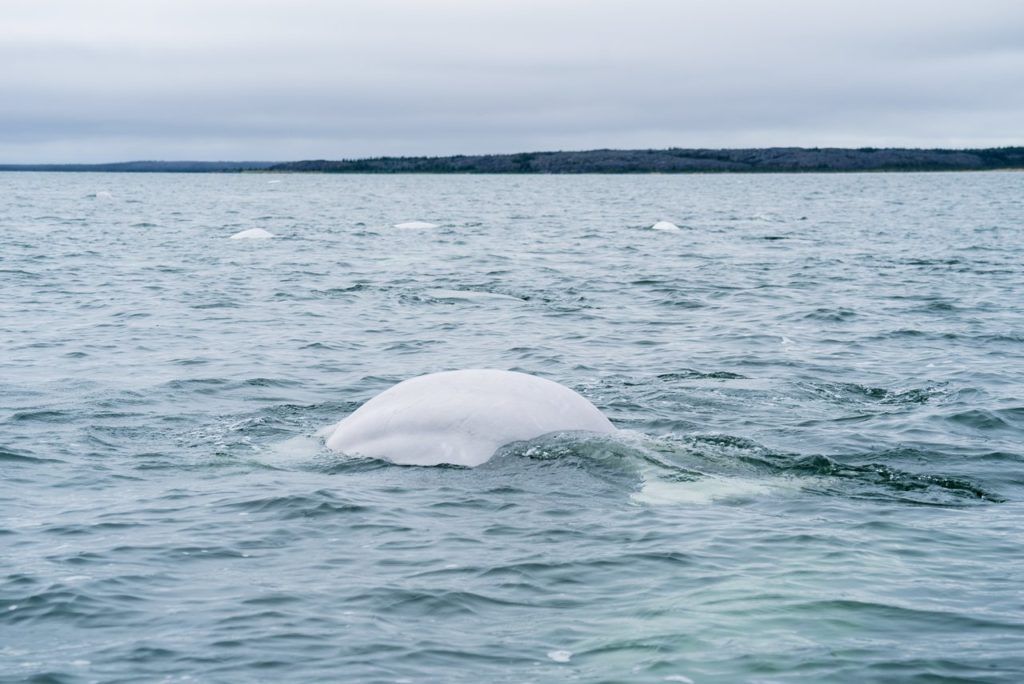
[321,369,616,466]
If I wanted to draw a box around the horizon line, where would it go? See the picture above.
[2,144,1024,167]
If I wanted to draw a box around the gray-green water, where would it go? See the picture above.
[2,172,1023,683]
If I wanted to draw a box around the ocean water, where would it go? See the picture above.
[1,171,1023,683]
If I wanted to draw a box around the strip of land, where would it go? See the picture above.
[0,161,277,172]
[2,147,1022,173]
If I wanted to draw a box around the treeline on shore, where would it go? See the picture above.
[270,147,1024,173]
[3,147,1022,173]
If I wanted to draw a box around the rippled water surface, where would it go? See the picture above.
[2,172,1023,683]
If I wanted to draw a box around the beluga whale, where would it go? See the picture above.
[393,221,438,229]
[230,228,275,239]
[321,369,616,467]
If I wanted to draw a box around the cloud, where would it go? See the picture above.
[2,0,1022,161]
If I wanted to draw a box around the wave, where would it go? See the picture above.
[221,490,368,519]
[0,448,61,464]
[492,432,1005,506]
[802,381,944,406]
[657,369,748,381]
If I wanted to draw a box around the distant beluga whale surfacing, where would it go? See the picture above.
[321,369,616,466]
[230,228,275,239]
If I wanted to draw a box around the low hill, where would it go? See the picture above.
[269,147,1024,174]
[3,148,1022,173]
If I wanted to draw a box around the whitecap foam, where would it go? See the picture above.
[255,435,326,470]
[632,471,798,506]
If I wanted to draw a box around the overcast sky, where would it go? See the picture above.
[3,0,1023,162]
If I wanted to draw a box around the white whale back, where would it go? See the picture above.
[230,228,275,239]
[322,369,615,467]
[393,221,438,229]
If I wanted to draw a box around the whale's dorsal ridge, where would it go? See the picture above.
[323,369,615,467]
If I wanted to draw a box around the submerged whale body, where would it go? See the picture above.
[321,369,616,467]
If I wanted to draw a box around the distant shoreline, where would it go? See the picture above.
[2,146,1023,173]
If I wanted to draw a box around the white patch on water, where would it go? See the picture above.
[230,228,275,240]
[393,221,438,229]
[260,435,324,467]
[663,676,695,683]
[632,468,800,505]
[547,650,573,663]
[651,220,681,231]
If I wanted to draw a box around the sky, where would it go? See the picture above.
[3,0,1023,162]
